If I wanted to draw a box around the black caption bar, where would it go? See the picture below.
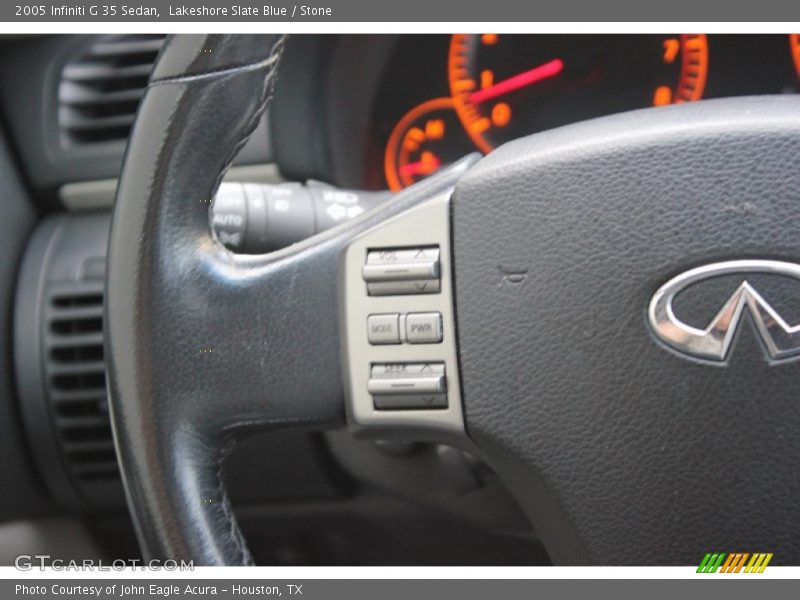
[4,579,798,600]
[2,0,800,22]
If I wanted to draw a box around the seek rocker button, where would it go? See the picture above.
[367,314,400,345]
[406,312,443,344]
[373,393,448,410]
[368,362,446,395]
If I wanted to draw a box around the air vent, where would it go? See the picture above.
[43,281,118,483]
[58,34,166,146]
[15,213,123,508]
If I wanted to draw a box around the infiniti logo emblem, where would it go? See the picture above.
[648,260,800,362]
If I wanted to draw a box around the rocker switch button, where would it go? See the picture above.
[363,247,440,296]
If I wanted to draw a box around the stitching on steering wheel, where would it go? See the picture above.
[216,440,253,566]
[205,34,286,566]
[208,35,287,200]
[148,49,285,88]
[136,34,287,565]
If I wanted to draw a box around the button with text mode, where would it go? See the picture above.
[367,314,400,345]
[406,312,443,344]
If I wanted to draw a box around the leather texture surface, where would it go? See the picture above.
[453,97,800,565]
[106,34,474,566]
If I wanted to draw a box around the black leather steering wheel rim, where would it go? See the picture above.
[107,34,291,565]
[106,34,475,564]
[108,34,800,566]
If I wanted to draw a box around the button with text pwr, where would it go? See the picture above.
[405,312,443,344]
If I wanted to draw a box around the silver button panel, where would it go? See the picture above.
[340,190,464,434]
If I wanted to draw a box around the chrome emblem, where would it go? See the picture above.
[648,260,800,362]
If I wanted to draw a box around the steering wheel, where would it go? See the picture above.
[106,34,800,565]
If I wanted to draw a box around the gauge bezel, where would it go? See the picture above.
[384,97,456,192]
[447,33,709,154]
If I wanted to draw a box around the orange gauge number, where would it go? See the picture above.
[448,34,709,154]
[384,97,474,191]
[651,34,708,107]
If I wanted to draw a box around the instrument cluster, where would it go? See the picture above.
[373,35,800,191]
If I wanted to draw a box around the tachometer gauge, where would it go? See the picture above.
[384,98,474,191]
[448,34,708,153]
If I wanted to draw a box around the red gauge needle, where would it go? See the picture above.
[469,58,564,105]
[399,152,441,177]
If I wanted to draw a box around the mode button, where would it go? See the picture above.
[367,314,400,345]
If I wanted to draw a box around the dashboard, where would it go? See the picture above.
[296,34,800,192]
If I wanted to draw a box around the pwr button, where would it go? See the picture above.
[405,312,443,344]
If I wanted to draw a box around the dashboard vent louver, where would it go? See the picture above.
[43,282,117,482]
[58,34,166,146]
